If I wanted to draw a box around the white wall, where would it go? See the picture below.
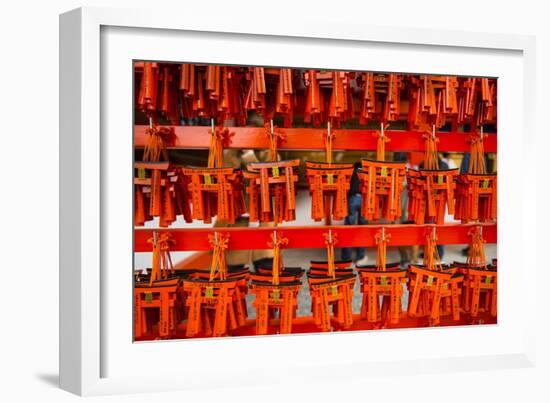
[1,1,548,402]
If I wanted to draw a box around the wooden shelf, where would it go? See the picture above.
[134,311,497,341]
[134,223,497,252]
[134,125,497,153]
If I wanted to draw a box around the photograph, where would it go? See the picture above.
[2,0,546,400]
[132,62,498,341]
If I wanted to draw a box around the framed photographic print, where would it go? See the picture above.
[60,6,536,396]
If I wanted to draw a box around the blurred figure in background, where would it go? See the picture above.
[341,162,369,265]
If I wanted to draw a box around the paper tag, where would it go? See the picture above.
[437,174,444,185]
[427,276,434,286]
[331,285,338,296]
[272,166,280,178]
[138,168,147,179]
[205,286,214,298]
[380,166,388,177]
[485,276,492,284]
[380,276,387,286]
[326,174,334,185]
[203,174,212,185]
[271,289,280,302]
[145,292,153,303]
[481,179,489,189]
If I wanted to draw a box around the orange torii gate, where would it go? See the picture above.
[455,126,497,222]
[305,162,354,222]
[455,174,497,222]
[307,230,355,332]
[359,124,407,222]
[187,264,250,330]
[305,122,354,223]
[249,232,302,335]
[180,166,245,224]
[455,128,497,223]
[134,231,180,339]
[179,121,245,224]
[134,278,180,339]
[407,228,464,326]
[182,232,247,337]
[407,127,459,225]
[245,119,299,224]
[357,228,407,325]
[245,160,300,224]
[457,226,497,320]
[134,123,193,227]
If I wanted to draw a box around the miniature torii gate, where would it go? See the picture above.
[305,122,354,223]
[459,226,497,320]
[407,228,464,326]
[134,122,192,227]
[357,228,408,325]
[359,124,407,222]
[245,120,299,223]
[134,231,180,339]
[183,232,245,337]
[134,278,179,339]
[245,160,300,223]
[250,232,301,335]
[407,126,459,225]
[180,120,245,224]
[307,230,355,331]
[455,128,497,223]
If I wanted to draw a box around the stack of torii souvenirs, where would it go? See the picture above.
[180,120,246,224]
[406,225,497,326]
[407,126,459,225]
[307,230,355,331]
[357,228,407,326]
[182,232,250,337]
[457,226,498,320]
[358,73,402,125]
[455,128,498,223]
[249,232,302,335]
[303,70,354,127]
[305,122,354,223]
[359,124,407,222]
[134,63,498,339]
[136,63,496,129]
[134,232,180,339]
[133,225,497,339]
[244,120,300,224]
[407,228,464,326]
[134,120,193,227]
[135,64,498,227]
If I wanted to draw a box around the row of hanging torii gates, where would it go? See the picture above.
[133,63,497,340]
[133,225,497,340]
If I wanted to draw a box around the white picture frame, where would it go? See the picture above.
[60,6,537,396]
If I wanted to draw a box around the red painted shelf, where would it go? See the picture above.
[134,311,497,341]
[134,125,497,153]
[134,223,496,252]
